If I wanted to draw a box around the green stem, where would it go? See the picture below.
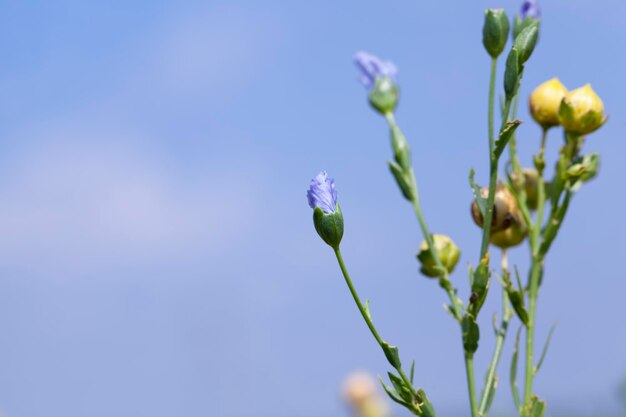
[479,61,512,260]
[384,113,475,417]
[478,250,512,416]
[488,58,497,152]
[534,129,548,244]
[523,129,549,408]
[465,353,479,417]
[523,255,542,406]
[333,248,415,391]
[384,113,461,319]
[334,248,384,345]
[478,58,499,259]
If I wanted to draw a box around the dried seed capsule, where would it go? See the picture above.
[490,216,528,248]
[471,183,518,232]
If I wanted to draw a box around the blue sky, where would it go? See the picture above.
[0,1,625,416]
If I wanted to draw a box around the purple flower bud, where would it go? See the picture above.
[353,51,398,90]
[307,171,338,214]
[520,0,541,19]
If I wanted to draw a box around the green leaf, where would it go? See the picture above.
[417,388,437,417]
[388,160,414,201]
[534,322,557,375]
[378,376,411,408]
[510,327,523,411]
[507,289,529,326]
[364,299,372,321]
[443,304,457,320]
[469,169,487,218]
[504,48,520,100]
[410,360,416,384]
[381,341,402,369]
[388,372,413,403]
[469,256,491,317]
[390,124,412,171]
[482,375,499,416]
[513,21,539,64]
[494,120,523,159]
[527,395,547,417]
[462,315,480,353]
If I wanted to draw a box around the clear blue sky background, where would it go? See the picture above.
[0,1,624,416]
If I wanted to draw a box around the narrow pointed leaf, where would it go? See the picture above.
[388,372,412,403]
[381,342,401,369]
[494,120,523,159]
[410,360,416,384]
[378,376,411,408]
[388,160,414,200]
[483,375,499,416]
[469,169,487,217]
[364,299,372,321]
[534,322,557,375]
[417,388,437,417]
[510,326,522,411]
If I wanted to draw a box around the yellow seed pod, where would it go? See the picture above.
[471,183,518,232]
[558,84,607,135]
[416,234,461,278]
[490,216,528,248]
[529,78,568,129]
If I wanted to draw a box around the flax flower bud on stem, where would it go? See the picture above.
[529,78,568,129]
[354,51,399,115]
[416,234,460,278]
[307,171,343,249]
[513,0,541,40]
[558,84,607,135]
[483,8,510,58]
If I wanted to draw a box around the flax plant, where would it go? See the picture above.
[306,1,607,416]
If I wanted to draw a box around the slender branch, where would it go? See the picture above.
[465,353,479,417]
[333,248,415,392]
[478,250,513,415]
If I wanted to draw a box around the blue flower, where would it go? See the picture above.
[520,0,541,19]
[353,51,398,90]
[307,171,338,214]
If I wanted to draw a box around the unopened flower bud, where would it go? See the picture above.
[513,0,541,40]
[354,51,399,114]
[490,216,528,249]
[529,78,568,129]
[482,9,510,58]
[558,84,607,135]
[471,183,518,232]
[513,20,539,65]
[416,234,460,278]
[307,171,343,249]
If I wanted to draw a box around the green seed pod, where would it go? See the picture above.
[482,9,510,58]
[416,234,461,278]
